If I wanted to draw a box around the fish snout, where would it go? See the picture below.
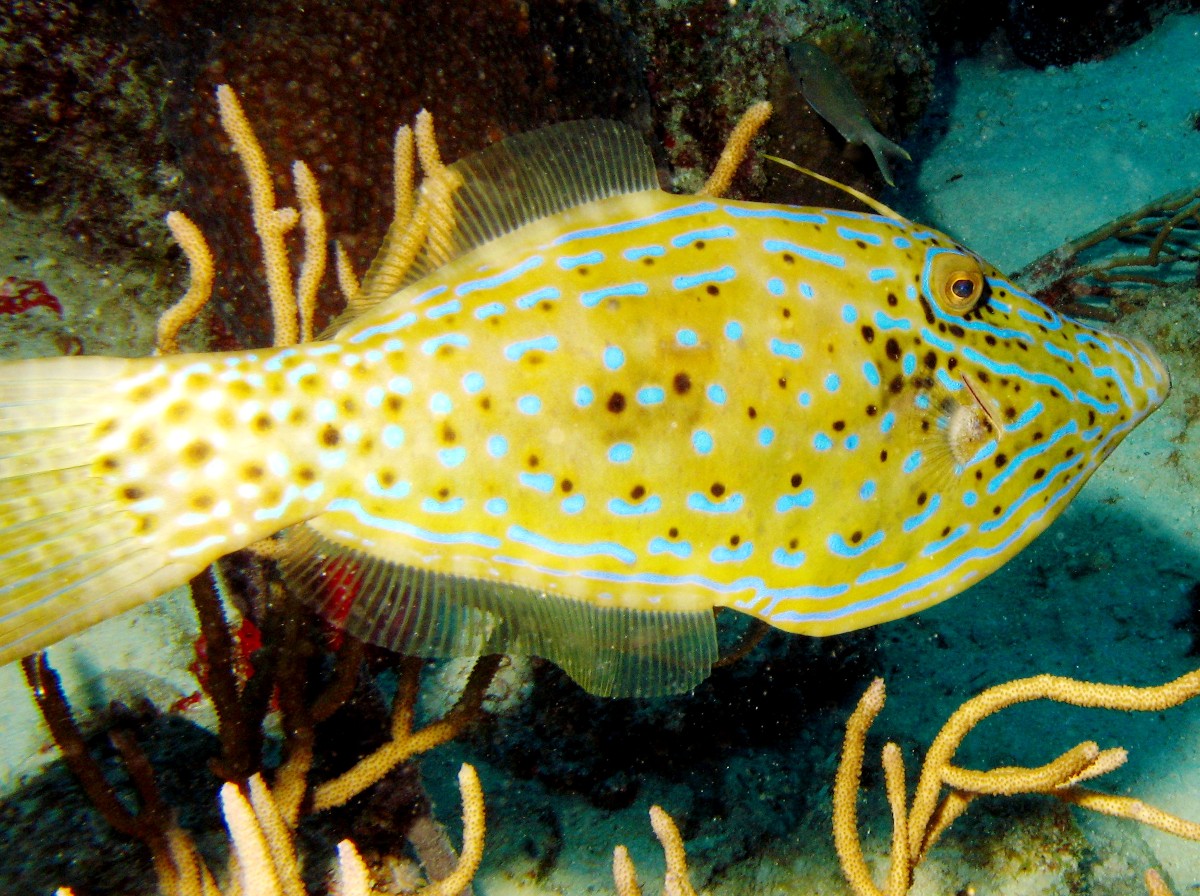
[1120,334,1171,417]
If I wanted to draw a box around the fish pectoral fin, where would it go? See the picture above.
[282,523,718,698]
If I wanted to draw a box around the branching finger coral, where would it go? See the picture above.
[833,670,1200,895]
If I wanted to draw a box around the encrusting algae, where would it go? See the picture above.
[0,85,1171,698]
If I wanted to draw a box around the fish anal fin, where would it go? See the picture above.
[282,523,717,698]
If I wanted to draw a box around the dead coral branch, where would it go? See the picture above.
[1017,182,1200,313]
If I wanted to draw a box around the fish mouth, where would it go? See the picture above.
[1122,335,1171,415]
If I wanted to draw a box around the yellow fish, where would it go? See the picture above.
[0,120,1169,696]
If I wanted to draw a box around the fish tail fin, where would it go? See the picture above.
[863,132,911,187]
[0,355,196,666]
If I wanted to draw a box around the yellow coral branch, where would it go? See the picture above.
[336,840,372,896]
[423,764,486,896]
[835,670,1200,895]
[699,101,772,198]
[311,656,499,812]
[612,845,641,896]
[292,159,326,342]
[157,211,215,355]
[832,677,886,896]
[907,669,1200,858]
[216,84,302,348]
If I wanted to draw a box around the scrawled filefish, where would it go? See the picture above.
[0,120,1169,697]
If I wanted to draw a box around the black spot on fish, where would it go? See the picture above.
[885,338,901,362]
[121,486,145,501]
[916,292,935,324]
[865,404,878,416]
[788,537,799,549]
[850,530,863,544]
[673,372,692,395]
[386,395,404,413]
[607,391,626,413]
[479,396,492,410]
[783,253,796,264]
[917,491,927,506]
[832,420,845,431]
[183,439,212,463]
[992,505,1002,516]
[710,482,725,497]
[1033,468,1046,480]
[643,257,655,266]
[947,357,958,371]
[320,426,340,448]
[437,486,450,499]
[695,241,706,250]
[706,284,720,296]
[879,449,888,462]
[442,423,456,443]
[861,325,875,344]
[561,478,573,492]
[948,324,965,338]
[747,406,757,419]
[977,371,991,384]
[923,351,937,370]
[577,267,589,276]
[888,375,904,394]
[789,473,803,487]
[778,376,788,389]
[730,534,741,546]
[887,293,899,307]
[528,454,540,468]
[631,484,646,500]
[669,527,679,538]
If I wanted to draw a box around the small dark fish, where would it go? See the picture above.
[786,40,912,186]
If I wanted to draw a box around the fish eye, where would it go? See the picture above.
[929,250,985,314]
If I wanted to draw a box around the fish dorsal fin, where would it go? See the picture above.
[762,153,905,221]
[358,119,660,302]
[441,118,660,256]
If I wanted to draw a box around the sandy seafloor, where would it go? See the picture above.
[1,12,1200,896]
